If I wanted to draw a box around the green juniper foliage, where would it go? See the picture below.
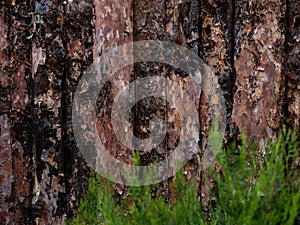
[70,128,300,225]
[210,127,300,225]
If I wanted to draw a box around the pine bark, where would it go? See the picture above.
[0,0,299,223]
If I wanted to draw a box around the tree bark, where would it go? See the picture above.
[0,0,299,223]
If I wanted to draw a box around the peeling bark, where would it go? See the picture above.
[285,0,300,136]
[31,0,67,223]
[133,0,169,198]
[92,0,133,201]
[198,0,235,208]
[0,0,299,223]
[232,0,286,143]
[0,8,13,224]
[63,0,94,219]
[133,0,203,201]
[7,1,34,223]
[0,115,13,224]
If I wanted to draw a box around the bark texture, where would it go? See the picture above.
[0,0,299,224]
[232,0,286,144]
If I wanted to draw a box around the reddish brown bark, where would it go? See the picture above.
[0,0,299,223]
[0,9,13,223]
[6,1,33,223]
[133,0,170,198]
[232,0,286,144]
[133,0,203,200]
[198,0,235,208]
[93,0,133,199]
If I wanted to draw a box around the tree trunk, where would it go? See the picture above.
[0,0,299,223]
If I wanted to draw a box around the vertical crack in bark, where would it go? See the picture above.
[229,0,235,68]
[61,62,70,217]
[226,0,237,140]
[283,0,300,136]
[283,0,290,129]
[197,0,237,213]
[197,0,204,205]
[62,0,94,219]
